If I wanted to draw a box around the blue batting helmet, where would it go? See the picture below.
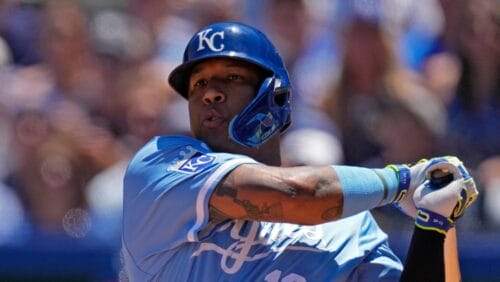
[168,22,291,148]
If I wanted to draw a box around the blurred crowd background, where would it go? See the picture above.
[0,0,499,281]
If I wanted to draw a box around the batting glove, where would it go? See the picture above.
[390,156,478,219]
[413,172,478,234]
[423,156,479,220]
[388,160,430,218]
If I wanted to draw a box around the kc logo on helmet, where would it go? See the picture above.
[196,28,225,52]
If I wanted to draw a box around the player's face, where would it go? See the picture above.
[187,58,262,151]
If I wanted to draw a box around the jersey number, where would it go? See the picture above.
[264,270,306,282]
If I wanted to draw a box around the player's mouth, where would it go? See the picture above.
[203,110,226,129]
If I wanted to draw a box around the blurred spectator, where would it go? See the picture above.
[6,132,92,240]
[262,0,340,110]
[421,51,462,105]
[0,0,122,174]
[88,8,156,129]
[387,0,445,71]
[322,18,387,165]
[183,0,241,28]
[38,0,106,115]
[85,62,185,245]
[90,9,154,65]
[128,0,195,65]
[3,102,120,244]
[478,157,500,229]
[128,0,240,67]
[121,68,177,145]
[0,1,42,65]
[443,0,500,168]
[319,17,441,165]
[262,0,311,70]
[48,100,120,173]
[365,89,446,166]
[8,109,51,176]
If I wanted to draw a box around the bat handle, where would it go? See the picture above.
[429,169,454,189]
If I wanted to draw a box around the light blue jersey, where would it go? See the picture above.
[122,135,403,281]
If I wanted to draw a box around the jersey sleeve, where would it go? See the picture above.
[122,135,257,264]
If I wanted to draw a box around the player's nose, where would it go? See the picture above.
[202,87,226,105]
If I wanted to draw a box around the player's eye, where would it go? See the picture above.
[193,79,208,88]
[227,74,243,81]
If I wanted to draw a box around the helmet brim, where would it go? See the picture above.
[168,53,274,99]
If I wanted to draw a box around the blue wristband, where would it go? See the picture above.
[415,208,454,235]
[386,164,411,203]
[333,166,399,218]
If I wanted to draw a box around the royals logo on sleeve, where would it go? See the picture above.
[169,146,216,174]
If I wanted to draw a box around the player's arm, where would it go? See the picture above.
[209,164,344,225]
[401,227,461,282]
[444,227,461,282]
[400,224,446,282]
[209,156,476,225]
[208,160,424,225]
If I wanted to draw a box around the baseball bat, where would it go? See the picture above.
[429,169,454,189]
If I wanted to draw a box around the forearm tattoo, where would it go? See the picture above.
[215,184,284,221]
[211,165,343,223]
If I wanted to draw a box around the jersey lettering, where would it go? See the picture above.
[192,221,324,275]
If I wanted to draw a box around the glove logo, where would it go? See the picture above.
[196,28,225,52]
[417,210,430,222]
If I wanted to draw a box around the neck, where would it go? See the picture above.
[249,136,282,166]
[208,135,282,166]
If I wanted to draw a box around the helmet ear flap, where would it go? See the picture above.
[273,86,290,107]
[229,77,291,147]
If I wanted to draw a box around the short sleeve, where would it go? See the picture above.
[122,135,257,272]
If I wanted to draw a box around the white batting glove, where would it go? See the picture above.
[423,156,478,215]
[391,156,478,219]
[389,160,432,219]
[414,175,478,234]
[424,156,470,181]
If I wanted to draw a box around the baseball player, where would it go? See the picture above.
[122,22,478,281]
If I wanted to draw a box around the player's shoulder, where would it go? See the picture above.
[138,135,209,157]
[151,134,208,151]
[125,135,208,171]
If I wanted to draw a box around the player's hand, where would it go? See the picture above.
[391,156,477,219]
[413,172,478,234]
[389,159,432,218]
[423,156,479,218]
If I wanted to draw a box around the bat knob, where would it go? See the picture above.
[429,170,454,189]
